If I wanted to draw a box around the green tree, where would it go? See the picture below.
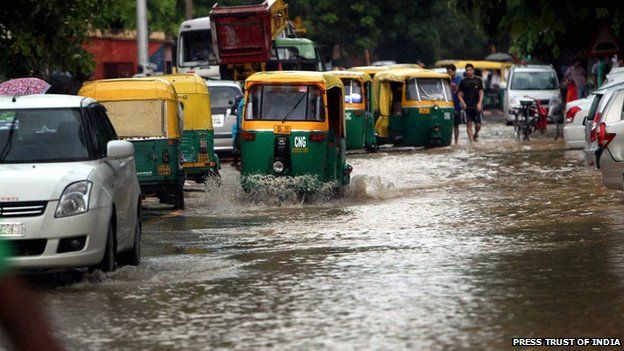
[0,0,116,79]
[456,0,624,62]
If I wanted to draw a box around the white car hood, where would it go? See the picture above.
[509,90,560,101]
[0,162,95,202]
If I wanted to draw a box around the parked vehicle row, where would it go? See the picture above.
[563,66,624,192]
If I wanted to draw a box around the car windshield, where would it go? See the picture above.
[511,71,559,90]
[245,85,325,121]
[406,78,451,101]
[0,108,90,163]
[343,79,363,104]
[179,30,216,66]
[207,86,241,114]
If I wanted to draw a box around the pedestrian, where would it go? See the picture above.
[231,93,244,168]
[564,77,577,103]
[0,239,64,350]
[458,63,484,143]
[447,64,463,145]
[564,59,587,99]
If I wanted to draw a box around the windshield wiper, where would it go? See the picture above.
[281,91,308,123]
[0,116,18,163]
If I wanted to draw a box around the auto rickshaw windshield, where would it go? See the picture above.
[406,78,452,102]
[245,85,326,121]
[343,79,363,104]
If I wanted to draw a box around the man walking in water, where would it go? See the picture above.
[458,63,484,142]
[447,64,463,144]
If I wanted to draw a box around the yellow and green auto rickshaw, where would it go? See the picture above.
[329,70,376,151]
[240,71,351,192]
[373,68,454,148]
[159,74,220,183]
[79,78,186,209]
[434,59,512,109]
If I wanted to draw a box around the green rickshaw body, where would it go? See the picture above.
[374,68,454,148]
[389,106,454,147]
[240,71,351,192]
[132,139,184,192]
[330,71,377,151]
[78,78,187,208]
[159,74,220,183]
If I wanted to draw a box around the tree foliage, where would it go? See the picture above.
[456,0,624,62]
[0,0,115,79]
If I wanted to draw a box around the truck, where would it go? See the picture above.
[175,0,326,81]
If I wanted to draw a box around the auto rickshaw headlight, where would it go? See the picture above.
[55,181,92,218]
[272,160,285,173]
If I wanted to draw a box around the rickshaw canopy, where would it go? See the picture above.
[78,78,182,139]
[159,74,213,131]
[79,78,178,102]
[331,70,372,83]
[245,71,344,90]
[243,71,345,133]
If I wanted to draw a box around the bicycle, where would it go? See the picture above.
[512,98,561,141]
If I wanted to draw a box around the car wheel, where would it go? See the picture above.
[127,215,141,266]
[98,222,117,272]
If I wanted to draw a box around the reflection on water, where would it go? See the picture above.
[32,121,624,350]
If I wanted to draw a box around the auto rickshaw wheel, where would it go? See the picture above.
[365,143,378,153]
[172,183,185,210]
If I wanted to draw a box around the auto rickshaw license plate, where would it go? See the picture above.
[157,164,171,176]
[198,154,208,163]
[274,125,291,135]
[419,107,431,114]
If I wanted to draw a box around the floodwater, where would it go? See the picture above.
[12,119,624,350]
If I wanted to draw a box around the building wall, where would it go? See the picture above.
[83,37,172,80]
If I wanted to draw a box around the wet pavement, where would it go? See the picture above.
[12,118,624,350]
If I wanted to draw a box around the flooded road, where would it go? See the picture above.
[24,119,624,350]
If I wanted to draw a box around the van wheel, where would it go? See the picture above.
[172,184,185,210]
[98,222,116,272]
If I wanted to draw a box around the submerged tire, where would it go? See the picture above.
[98,222,116,272]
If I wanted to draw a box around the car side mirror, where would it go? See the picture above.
[107,140,134,158]
[226,108,232,118]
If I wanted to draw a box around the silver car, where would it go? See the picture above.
[0,95,141,271]
[206,80,243,153]
[596,88,624,189]
[582,74,624,166]
[504,65,562,124]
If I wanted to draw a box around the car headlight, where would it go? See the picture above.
[55,181,92,218]
[551,95,562,105]
[511,97,521,108]
[272,160,285,173]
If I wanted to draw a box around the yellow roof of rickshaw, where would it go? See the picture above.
[388,64,423,69]
[374,68,450,83]
[79,78,178,102]
[350,66,391,75]
[245,71,344,90]
[157,74,209,94]
[330,70,372,83]
[435,59,512,70]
